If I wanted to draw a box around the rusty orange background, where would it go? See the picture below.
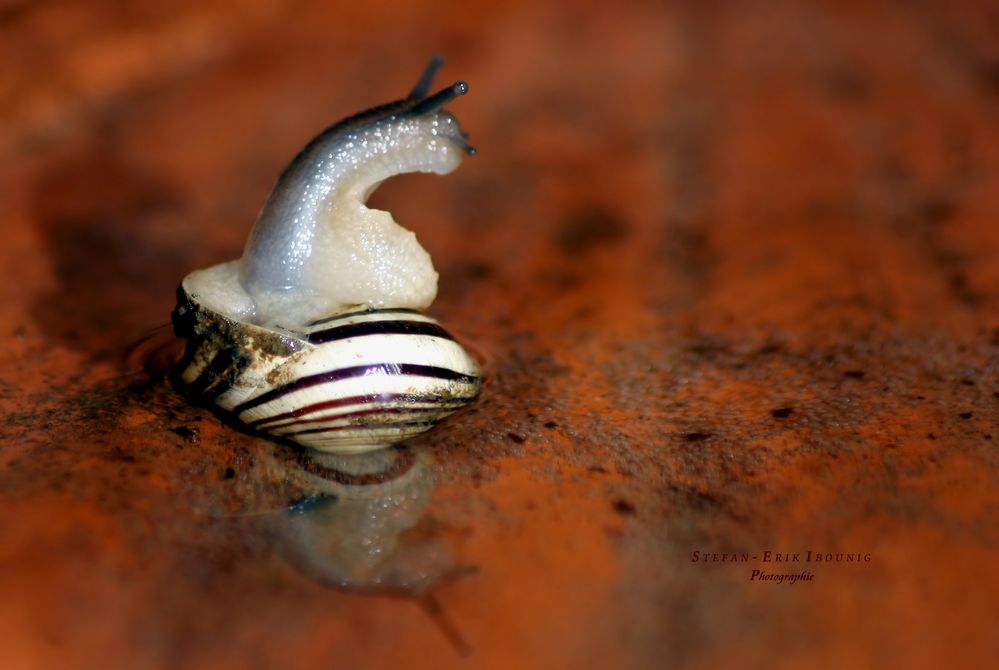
[0,0,997,668]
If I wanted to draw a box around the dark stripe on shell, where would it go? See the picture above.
[233,363,480,415]
[213,348,252,398]
[183,346,252,400]
[307,319,455,345]
[307,308,422,328]
[249,392,474,429]
[174,335,205,382]
[268,403,473,434]
[290,419,437,438]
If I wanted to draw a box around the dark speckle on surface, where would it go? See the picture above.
[920,195,957,225]
[771,407,794,419]
[612,499,636,516]
[170,425,200,443]
[107,446,136,463]
[555,205,628,255]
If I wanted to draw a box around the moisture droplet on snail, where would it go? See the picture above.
[171,58,482,454]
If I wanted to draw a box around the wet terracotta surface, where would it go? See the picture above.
[1,0,997,667]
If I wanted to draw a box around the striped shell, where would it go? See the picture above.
[173,282,481,453]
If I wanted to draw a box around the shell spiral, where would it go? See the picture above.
[171,58,481,453]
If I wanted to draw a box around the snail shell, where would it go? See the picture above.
[172,58,481,453]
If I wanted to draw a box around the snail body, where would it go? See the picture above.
[172,59,481,453]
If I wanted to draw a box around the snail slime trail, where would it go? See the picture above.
[171,57,482,454]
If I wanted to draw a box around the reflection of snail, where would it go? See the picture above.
[172,58,481,453]
[196,444,472,651]
[192,444,459,592]
[276,446,449,591]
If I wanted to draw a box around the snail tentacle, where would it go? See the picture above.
[408,80,469,115]
[409,55,445,99]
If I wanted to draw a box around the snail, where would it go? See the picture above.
[171,57,481,453]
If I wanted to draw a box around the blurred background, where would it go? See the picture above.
[0,0,996,668]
